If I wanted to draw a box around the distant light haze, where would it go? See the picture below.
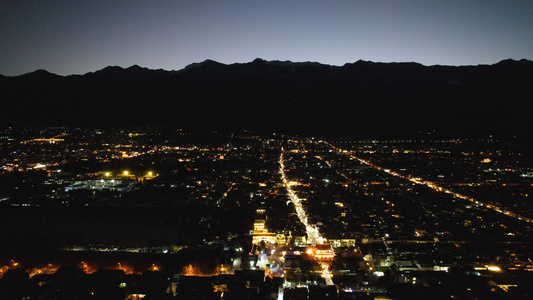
[1,0,532,76]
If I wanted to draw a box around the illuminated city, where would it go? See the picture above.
[1,127,532,299]
[2,0,532,297]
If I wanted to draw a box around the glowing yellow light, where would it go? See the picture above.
[123,171,129,176]
[105,172,111,177]
[148,171,153,176]
[486,265,501,272]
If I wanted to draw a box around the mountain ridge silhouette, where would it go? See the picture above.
[1,58,532,138]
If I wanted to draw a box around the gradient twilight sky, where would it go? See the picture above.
[1,0,532,76]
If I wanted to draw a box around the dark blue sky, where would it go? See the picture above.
[1,0,532,76]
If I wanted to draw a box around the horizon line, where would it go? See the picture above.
[2,57,531,77]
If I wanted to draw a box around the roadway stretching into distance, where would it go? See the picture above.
[279,148,334,286]
[329,143,533,224]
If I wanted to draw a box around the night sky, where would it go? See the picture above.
[1,0,532,76]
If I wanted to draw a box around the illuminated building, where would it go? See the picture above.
[64,178,135,192]
[309,244,335,261]
[252,220,276,244]
[328,239,356,248]
[275,232,292,245]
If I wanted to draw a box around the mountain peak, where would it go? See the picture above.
[185,59,225,70]
[495,58,533,67]
[252,58,268,64]
[24,69,54,75]
[19,69,61,80]
[127,64,145,70]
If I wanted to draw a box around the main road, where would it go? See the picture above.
[279,147,334,286]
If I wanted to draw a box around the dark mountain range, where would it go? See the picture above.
[1,58,532,138]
